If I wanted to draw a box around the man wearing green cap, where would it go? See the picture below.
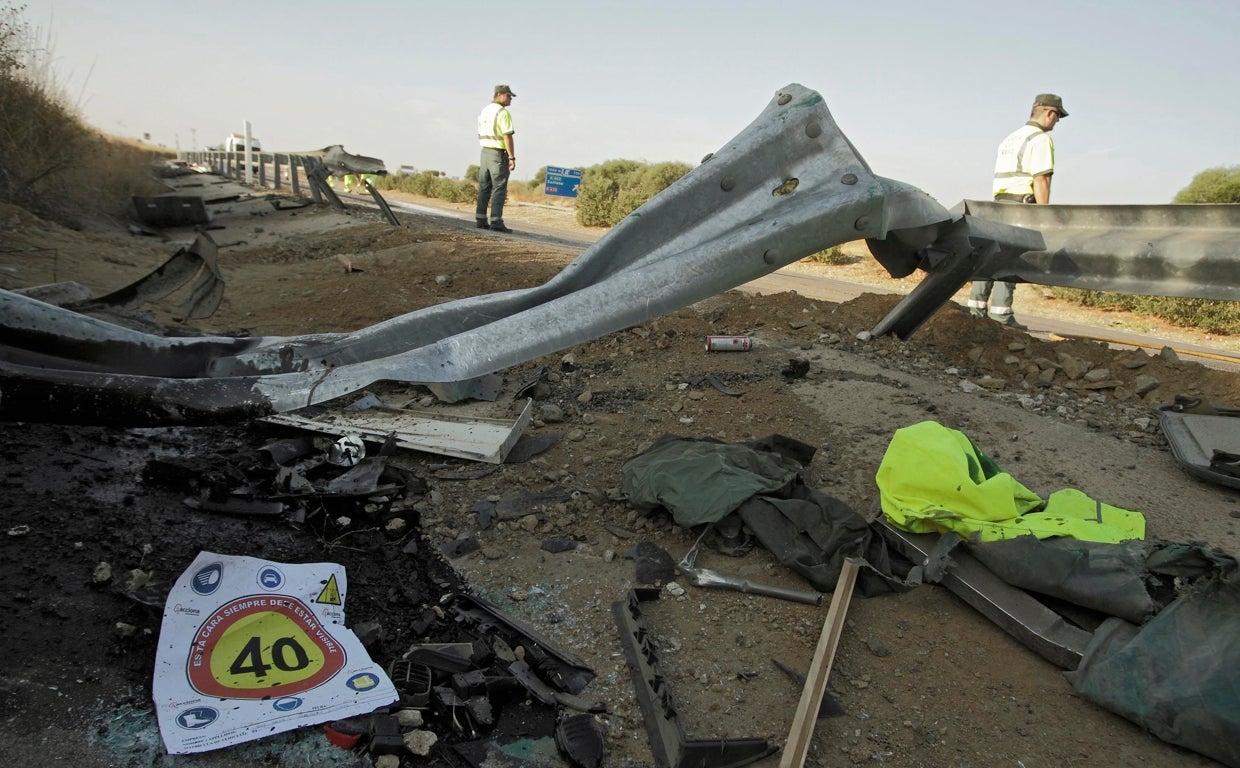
[475,84,517,233]
[968,93,1067,328]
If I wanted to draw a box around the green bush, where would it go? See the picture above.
[804,246,858,266]
[1174,166,1240,204]
[375,170,476,203]
[1049,288,1240,336]
[574,159,690,227]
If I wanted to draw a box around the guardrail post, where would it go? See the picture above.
[258,153,267,187]
[289,155,301,196]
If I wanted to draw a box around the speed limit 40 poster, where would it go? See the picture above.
[153,551,398,754]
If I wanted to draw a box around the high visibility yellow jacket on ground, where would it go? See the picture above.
[877,421,1145,543]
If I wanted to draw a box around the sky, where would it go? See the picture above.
[18,0,1240,207]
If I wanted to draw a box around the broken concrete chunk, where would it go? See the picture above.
[404,729,438,759]
[1134,374,1161,396]
[1057,353,1092,380]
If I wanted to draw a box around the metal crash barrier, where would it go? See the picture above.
[2,83,1238,425]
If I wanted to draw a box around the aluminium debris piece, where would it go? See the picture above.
[264,398,533,465]
[677,526,823,605]
[877,522,1092,669]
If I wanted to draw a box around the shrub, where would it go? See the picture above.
[1049,288,1240,336]
[574,159,690,227]
[1174,166,1240,204]
[804,246,858,266]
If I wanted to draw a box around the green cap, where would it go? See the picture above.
[1034,93,1067,117]
[495,84,516,97]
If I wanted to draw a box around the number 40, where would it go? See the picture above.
[229,636,310,678]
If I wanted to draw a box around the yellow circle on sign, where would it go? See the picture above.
[188,596,346,699]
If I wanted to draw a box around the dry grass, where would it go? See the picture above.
[0,3,171,227]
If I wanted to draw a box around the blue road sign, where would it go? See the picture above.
[544,166,583,198]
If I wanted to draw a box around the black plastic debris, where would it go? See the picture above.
[505,432,562,463]
[369,712,404,756]
[624,541,678,585]
[387,659,433,707]
[612,588,778,768]
[556,713,606,768]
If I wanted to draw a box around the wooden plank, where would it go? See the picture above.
[779,557,860,768]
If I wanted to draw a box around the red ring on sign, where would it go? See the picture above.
[187,594,345,699]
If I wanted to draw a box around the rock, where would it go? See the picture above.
[577,389,593,404]
[1057,353,1092,380]
[353,620,383,647]
[396,709,424,728]
[92,562,112,584]
[520,515,540,532]
[385,518,406,535]
[403,730,438,757]
[539,404,565,423]
[1160,346,1182,363]
[1083,368,1111,382]
[376,756,400,768]
[1133,374,1161,396]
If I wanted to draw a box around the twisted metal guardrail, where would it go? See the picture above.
[2,83,1237,425]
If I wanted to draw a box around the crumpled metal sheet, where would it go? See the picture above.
[65,232,225,321]
[0,83,909,425]
[6,82,1236,426]
[294,145,388,177]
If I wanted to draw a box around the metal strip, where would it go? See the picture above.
[877,522,1091,670]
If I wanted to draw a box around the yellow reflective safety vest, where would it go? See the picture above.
[477,102,513,150]
[877,421,1145,543]
[992,122,1054,198]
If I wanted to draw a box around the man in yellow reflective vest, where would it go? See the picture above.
[969,93,1067,329]
[475,84,517,233]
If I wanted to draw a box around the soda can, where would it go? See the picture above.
[705,335,752,352]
